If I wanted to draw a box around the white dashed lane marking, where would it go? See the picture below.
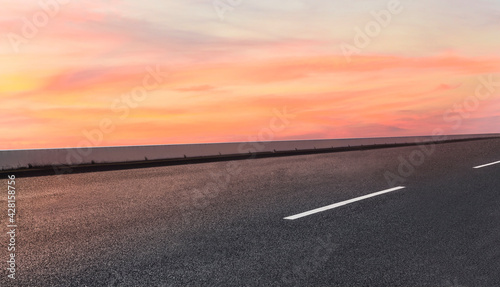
[474,160,500,169]
[284,186,406,220]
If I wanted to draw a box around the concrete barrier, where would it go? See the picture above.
[1,134,499,171]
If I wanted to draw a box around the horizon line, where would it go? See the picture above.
[2,132,500,152]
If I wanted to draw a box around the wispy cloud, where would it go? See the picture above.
[1,0,500,149]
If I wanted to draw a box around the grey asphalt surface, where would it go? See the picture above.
[1,138,500,286]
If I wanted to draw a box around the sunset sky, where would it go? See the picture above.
[1,0,500,150]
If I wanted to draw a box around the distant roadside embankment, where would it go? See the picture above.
[1,134,499,175]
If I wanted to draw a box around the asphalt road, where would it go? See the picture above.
[1,138,500,286]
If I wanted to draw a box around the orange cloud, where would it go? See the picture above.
[2,53,500,150]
